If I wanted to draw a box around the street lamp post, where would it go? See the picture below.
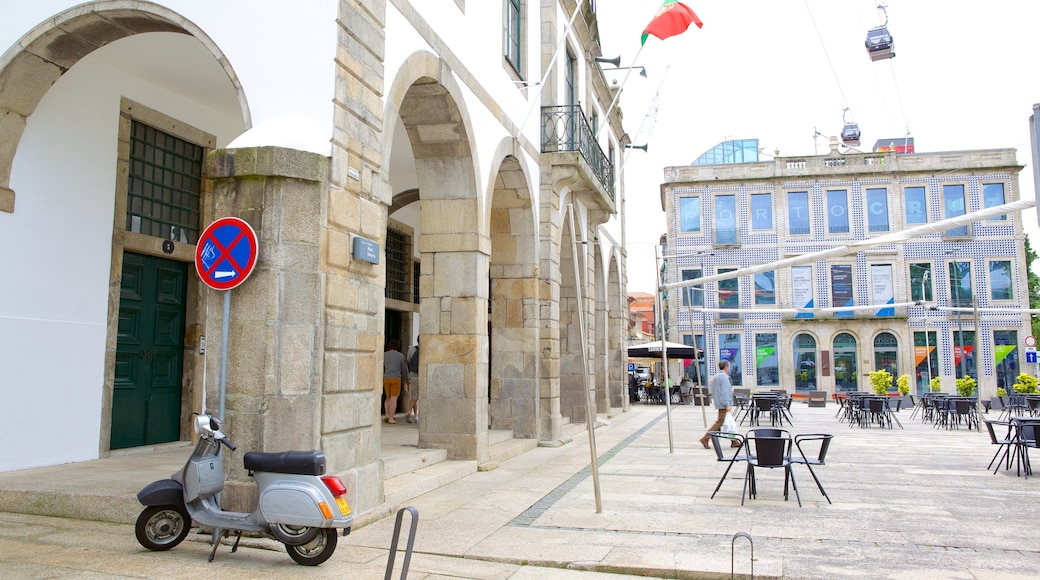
[922,269,933,391]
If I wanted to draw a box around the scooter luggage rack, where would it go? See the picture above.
[384,506,419,579]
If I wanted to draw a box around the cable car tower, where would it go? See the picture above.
[840,108,861,147]
[865,4,895,62]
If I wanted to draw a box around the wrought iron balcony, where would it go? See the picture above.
[541,104,615,201]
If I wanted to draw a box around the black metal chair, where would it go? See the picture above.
[708,431,749,500]
[741,429,801,507]
[983,419,1014,474]
[791,433,833,504]
[949,399,979,431]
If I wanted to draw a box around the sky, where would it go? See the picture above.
[594,0,1040,295]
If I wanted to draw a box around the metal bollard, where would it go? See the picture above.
[731,531,754,579]
[384,506,419,580]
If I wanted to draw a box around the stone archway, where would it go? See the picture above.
[384,52,488,463]
[0,1,248,213]
[487,149,539,438]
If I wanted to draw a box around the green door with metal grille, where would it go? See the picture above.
[111,253,187,449]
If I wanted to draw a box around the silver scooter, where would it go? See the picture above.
[135,413,353,566]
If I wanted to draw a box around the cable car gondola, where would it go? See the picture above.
[840,108,860,147]
[865,4,895,62]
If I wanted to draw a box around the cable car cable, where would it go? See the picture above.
[802,0,849,109]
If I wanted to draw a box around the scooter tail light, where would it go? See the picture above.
[321,475,347,497]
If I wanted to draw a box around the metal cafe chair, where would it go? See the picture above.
[983,418,1014,474]
[741,429,801,507]
[791,433,834,504]
[708,431,749,500]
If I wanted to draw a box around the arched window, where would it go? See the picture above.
[793,333,817,393]
[833,333,858,392]
[873,332,898,392]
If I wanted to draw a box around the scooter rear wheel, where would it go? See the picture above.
[135,505,190,551]
[285,527,337,566]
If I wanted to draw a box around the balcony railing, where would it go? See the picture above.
[541,104,615,201]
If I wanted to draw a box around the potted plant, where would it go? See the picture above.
[897,374,911,396]
[955,376,977,397]
[929,376,942,393]
[869,369,893,396]
[1012,373,1039,394]
[996,387,1007,397]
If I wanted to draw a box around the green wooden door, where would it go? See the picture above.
[111,253,187,449]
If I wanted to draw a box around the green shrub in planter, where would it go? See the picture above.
[955,376,976,397]
[996,388,1007,397]
[930,377,942,392]
[896,374,910,396]
[869,369,893,395]
[1012,374,1039,394]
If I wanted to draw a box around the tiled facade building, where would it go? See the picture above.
[661,139,1029,399]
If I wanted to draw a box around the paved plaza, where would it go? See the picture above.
[1,401,1038,578]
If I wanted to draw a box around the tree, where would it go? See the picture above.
[1027,235,1040,338]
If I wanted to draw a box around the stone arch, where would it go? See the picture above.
[0,0,249,213]
[606,250,626,409]
[485,140,539,438]
[383,51,488,462]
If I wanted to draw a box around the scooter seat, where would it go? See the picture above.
[243,450,326,476]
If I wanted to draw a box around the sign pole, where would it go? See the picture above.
[218,290,231,423]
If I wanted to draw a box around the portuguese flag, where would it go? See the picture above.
[641,1,703,45]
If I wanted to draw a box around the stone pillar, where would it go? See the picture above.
[204,146,328,510]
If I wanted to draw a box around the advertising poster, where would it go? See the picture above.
[830,265,854,317]
[871,264,894,317]
[792,265,814,319]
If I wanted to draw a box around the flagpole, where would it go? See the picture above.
[518,0,586,135]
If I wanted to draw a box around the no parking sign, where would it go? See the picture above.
[195,217,258,291]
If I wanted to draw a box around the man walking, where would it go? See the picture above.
[699,360,736,448]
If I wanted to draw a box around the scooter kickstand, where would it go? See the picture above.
[230,531,242,553]
[208,529,225,562]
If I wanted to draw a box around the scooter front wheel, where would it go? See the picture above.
[285,527,337,566]
[135,505,190,551]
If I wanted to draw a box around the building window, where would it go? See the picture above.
[909,263,933,301]
[755,333,778,386]
[873,332,898,391]
[679,197,701,233]
[504,0,522,74]
[754,271,775,305]
[793,333,817,392]
[983,183,1007,221]
[385,228,411,302]
[870,264,894,316]
[719,333,742,386]
[827,189,849,234]
[715,195,737,244]
[682,334,705,382]
[904,186,927,224]
[913,331,938,395]
[952,330,977,381]
[833,332,858,392]
[865,188,889,232]
[792,265,814,316]
[949,260,973,307]
[127,120,203,242]
[788,191,810,235]
[943,184,968,236]
[750,193,773,230]
[989,260,1013,300]
[565,48,576,106]
[718,267,739,319]
[681,268,703,306]
[994,330,1019,392]
[830,264,854,317]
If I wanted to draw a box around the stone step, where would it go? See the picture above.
[382,446,449,480]
[488,429,513,446]
[489,436,538,465]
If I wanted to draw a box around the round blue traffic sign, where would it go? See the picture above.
[195,217,259,290]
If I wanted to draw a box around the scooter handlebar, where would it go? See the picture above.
[217,436,237,451]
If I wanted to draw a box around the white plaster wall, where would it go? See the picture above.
[1,0,338,145]
[0,34,244,471]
